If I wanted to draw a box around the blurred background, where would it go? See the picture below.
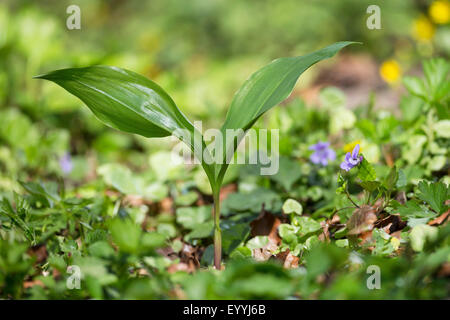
[0,0,449,188]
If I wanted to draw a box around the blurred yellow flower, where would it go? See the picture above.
[429,0,450,24]
[343,140,362,153]
[412,16,435,41]
[379,60,402,83]
[390,237,400,250]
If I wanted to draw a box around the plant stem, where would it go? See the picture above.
[345,189,359,208]
[212,191,222,270]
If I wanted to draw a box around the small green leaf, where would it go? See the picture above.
[229,246,252,260]
[282,199,303,215]
[393,200,437,221]
[246,236,269,250]
[108,218,142,254]
[297,217,322,237]
[141,232,167,251]
[417,180,449,214]
[357,157,377,182]
[19,181,59,208]
[434,120,450,138]
[336,172,348,194]
[396,169,407,188]
[383,166,398,190]
[184,221,214,241]
[176,206,212,230]
[410,224,438,252]
[278,224,298,244]
[335,239,349,248]
[0,197,35,244]
[221,188,281,214]
[403,76,427,100]
[359,181,381,192]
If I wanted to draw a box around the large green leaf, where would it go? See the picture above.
[35,66,214,180]
[217,42,356,179]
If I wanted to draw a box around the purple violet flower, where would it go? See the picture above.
[308,141,336,166]
[59,153,73,174]
[340,144,363,171]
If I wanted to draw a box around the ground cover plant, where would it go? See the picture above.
[0,0,449,300]
[1,56,448,299]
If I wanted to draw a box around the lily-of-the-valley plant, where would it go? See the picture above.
[35,42,356,269]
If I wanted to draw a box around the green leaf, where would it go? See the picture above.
[97,163,135,194]
[98,163,168,200]
[88,241,115,258]
[356,119,377,141]
[175,191,198,206]
[278,224,299,244]
[229,246,252,260]
[35,66,214,183]
[221,221,250,254]
[410,224,438,252]
[357,158,377,182]
[176,206,212,229]
[282,199,303,215]
[221,188,281,214]
[335,239,349,248]
[140,232,167,251]
[423,58,450,103]
[403,76,427,100]
[0,197,35,244]
[383,166,398,190]
[270,156,302,190]
[200,245,214,265]
[217,42,357,179]
[19,181,59,208]
[184,221,214,241]
[417,180,449,214]
[393,200,437,221]
[336,172,348,194]
[359,181,381,192]
[246,236,269,250]
[433,120,450,138]
[35,66,191,138]
[297,217,322,237]
[396,169,407,188]
[108,218,142,254]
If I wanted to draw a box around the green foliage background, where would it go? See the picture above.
[0,0,449,299]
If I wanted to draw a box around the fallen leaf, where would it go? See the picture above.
[437,262,450,278]
[374,214,406,234]
[23,279,44,289]
[275,249,299,268]
[219,184,237,202]
[27,244,47,264]
[347,205,378,235]
[250,209,282,245]
[160,197,174,213]
[318,220,330,242]
[428,209,449,226]
[124,195,142,206]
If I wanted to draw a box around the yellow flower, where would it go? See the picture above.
[429,0,450,24]
[412,16,435,41]
[379,60,402,83]
[343,140,362,153]
[390,237,400,250]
